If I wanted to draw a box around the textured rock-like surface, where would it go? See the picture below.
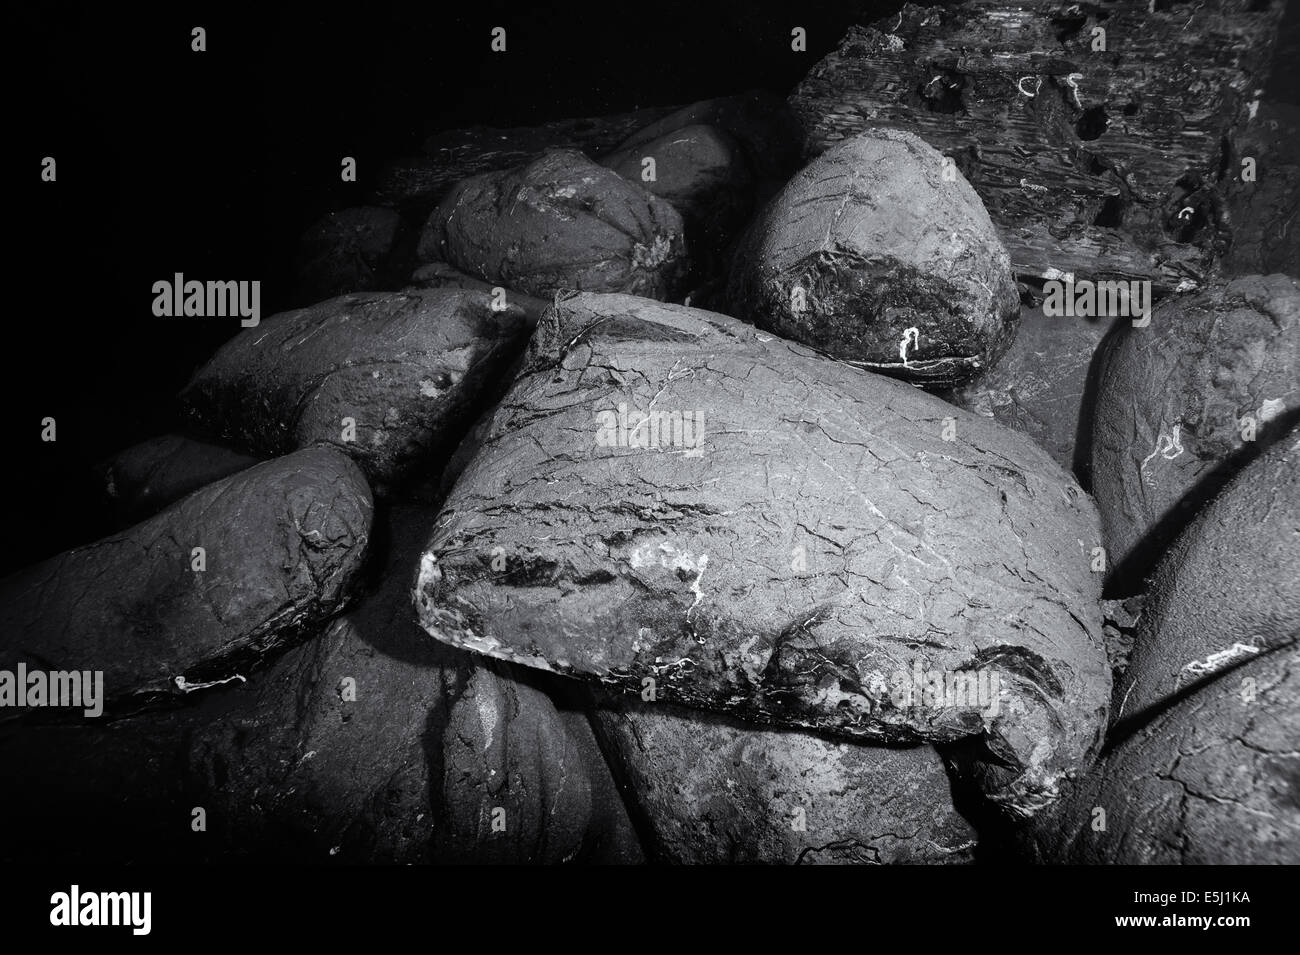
[1100,596,1144,683]
[180,289,532,492]
[186,602,453,864]
[180,505,459,863]
[613,91,803,185]
[790,0,1289,289]
[0,507,640,864]
[946,308,1116,475]
[415,292,1109,817]
[293,206,403,304]
[246,507,637,866]
[1113,425,1300,726]
[371,106,679,213]
[1222,101,1300,277]
[405,262,550,324]
[600,123,753,246]
[191,509,639,865]
[592,697,975,864]
[99,434,262,526]
[417,150,689,301]
[1091,274,1300,589]
[1022,647,1300,864]
[439,661,643,864]
[0,447,372,711]
[728,129,1019,387]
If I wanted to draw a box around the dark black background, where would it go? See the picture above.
[3,864,1278,940]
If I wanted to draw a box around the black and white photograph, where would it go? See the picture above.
[5,0,1298,932]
